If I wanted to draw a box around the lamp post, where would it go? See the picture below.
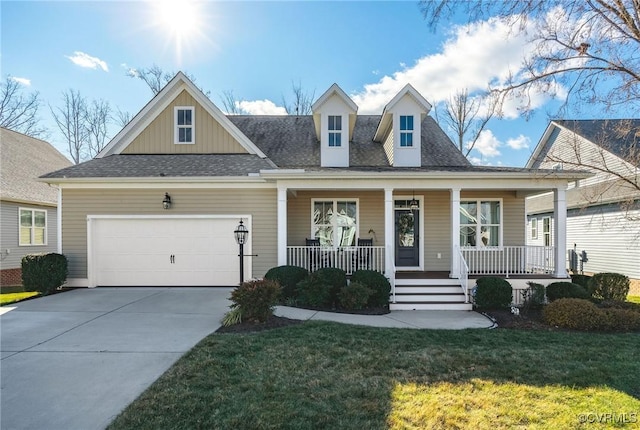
[234,220,248,284]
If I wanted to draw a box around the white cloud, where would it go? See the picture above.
[351,15,566,115]
[506,134,530,150]
[66,51,109,72]
[472,129,502,158]
[10,77,31,86]
[237,99,286,115]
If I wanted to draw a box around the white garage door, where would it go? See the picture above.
[90,217,248,286]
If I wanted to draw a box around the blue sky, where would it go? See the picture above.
[1,1,592,166]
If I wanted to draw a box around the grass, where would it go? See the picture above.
[0,291,39,305]
[628,296,640,304]
[108,322,640,430]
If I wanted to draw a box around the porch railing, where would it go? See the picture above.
[287,246,386,275]
[456,247,469,303]
[461,246,555,277]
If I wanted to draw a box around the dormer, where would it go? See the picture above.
[312,83,358,167]
[373,84,432,167]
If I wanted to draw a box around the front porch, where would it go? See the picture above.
[273,179,572,311]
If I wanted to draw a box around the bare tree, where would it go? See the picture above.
[127,65,207,96]
[113,108,132,128]
[84,99,111,158]
[420,1,640,116]
[50,89,89,164]
[0,76,46,137]
[437,89,496,156]
[282,81,315,115]
[220,90,243,115]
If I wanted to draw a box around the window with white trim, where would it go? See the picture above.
[312,199,357,247]
[19,208,47,246]
[460,200,501,247]
[543,217,551,246]
[399,115,413,147]
[174,106,194,144]
[531,218,538,239]
[328,115,342,147]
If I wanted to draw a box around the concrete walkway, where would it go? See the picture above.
[275,306,495,329]
[1,288,494,430]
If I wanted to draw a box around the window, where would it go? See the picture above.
[543,217,551,246]
[460,200,501,247]
[312,199,357,247]
[531,218,538,239]
[328,115,342,147]
[174,107,194,144]
[399,115,413,147]
[19,208,47,246]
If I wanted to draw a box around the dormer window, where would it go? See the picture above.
[175,106,194,144]
[400,115,414,147]
[328,115,342,147]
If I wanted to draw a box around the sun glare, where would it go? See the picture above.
[152,0,209,66]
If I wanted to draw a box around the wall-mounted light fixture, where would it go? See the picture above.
[409,190,419,212]
[162,193,172,210]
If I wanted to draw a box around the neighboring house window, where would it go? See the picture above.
[174,107,194,144]
[543,217,551,246]
[19,208,47,246]
[460,200,501,247]
[328,115,342,147]
[399,115,413,147]
[312,199,357,247]
[531,218,538,239]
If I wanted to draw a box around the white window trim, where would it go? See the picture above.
[19,207,48,246]
[311,198,359,248]
[460,198,503,248]
[531,217,538,239]
[174,106,195,145]
[543,216,551,247]
[394,195,425,271]
[328,115,342,148]
[399,115,414,148]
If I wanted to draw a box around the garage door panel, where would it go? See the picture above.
[92,218,245,287]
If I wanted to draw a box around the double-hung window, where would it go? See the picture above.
[19,208,47,246]
[328,115,342,147]
[399,115,413,147]
[174,106,194,144]
[543,217,551,246]
[531,218,538,239]
[460,200,501,247]
[312,199,357,247]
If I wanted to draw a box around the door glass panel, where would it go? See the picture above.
[397,212,415,247]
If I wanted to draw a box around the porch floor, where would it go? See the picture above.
[395,271,557,280]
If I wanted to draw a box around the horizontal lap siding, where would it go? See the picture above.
[62,188,276,279]
[424,191,450,271]
[461,190,525,246]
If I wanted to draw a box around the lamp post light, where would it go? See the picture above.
[234,220,249,284]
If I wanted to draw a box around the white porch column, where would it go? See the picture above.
[277,186,287,266]
[553,187,568,278]
[450,187,461,277]
[384,188,394,280]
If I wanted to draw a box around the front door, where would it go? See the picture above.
[395,209,419,267]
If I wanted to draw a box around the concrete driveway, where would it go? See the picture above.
[0,287,232,430]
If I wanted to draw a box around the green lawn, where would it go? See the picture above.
[108,322,640,430]
[628,296,640,304]
[0,291,39,305]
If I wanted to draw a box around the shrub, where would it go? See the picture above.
[521,282,546,310]
[350,270,391,307]
[589,273,630,302]
[570,274,591,289]
[310,268,347,305]
[598,300,640,314]
[545,282,589,302]
[22,253,68,295]
[544,298,604,331]
[229,279,280,323]
[295,278,333,308]
[474,277,512,310]
[337,282,372,310]
[221,307,243,327]
[544,298,640,332]
[264,265,309,300]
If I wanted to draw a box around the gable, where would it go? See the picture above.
[122,90,248,155]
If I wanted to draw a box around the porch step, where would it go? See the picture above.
[391,278,472,311]
[390,302,473,311]
[395,285,462,294]
[395,277,460,286]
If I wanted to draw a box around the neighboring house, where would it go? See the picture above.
[526,120,640,292]
[41,73,587,309]
[0,128,72,286]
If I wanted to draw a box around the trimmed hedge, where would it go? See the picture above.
[295,277,333,308]
[570,274,591,289]
[350,270,391,307]
[588,273,630,302]
[521,282,546,309]
[22,253,68,295]
[338,282,372,310]
[474,277,512,310]
[264,265,309,300]
[545,282,589,302]
[229,278,281,323]
[544,298,640,331]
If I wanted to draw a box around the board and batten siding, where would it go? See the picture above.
[61,188,276,281]
[0,201,59,270]
[123,90,247,154]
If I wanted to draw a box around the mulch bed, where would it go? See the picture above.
[216,315,303,334]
